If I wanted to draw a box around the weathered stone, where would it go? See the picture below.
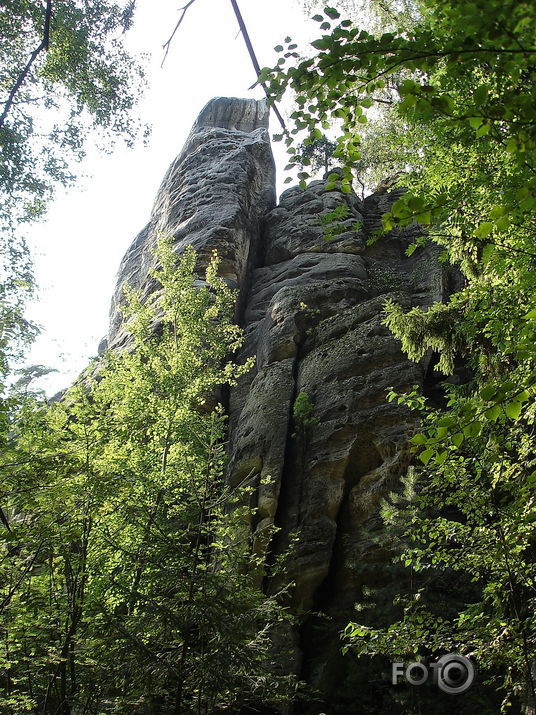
[107,96,275,348]
[264,180,366,263]
[106,98,450,712]
[225,173,447,705]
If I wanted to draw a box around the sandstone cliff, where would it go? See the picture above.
[107,97,449,712]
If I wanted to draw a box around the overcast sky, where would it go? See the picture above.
[24,0,321,395]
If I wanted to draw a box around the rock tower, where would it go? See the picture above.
[106,97,449,711]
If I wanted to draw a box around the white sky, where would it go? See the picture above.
[24,0,321,395]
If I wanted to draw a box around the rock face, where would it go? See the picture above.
[107,96,275,349]
[108,98,448,712]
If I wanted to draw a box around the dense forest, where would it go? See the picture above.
[0,0,534,713]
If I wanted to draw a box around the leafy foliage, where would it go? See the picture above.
[318,200,359,241]
[0,0,145,227]
[265,0,536,709]
[265,0,535,274]
[346,386,535,711]
[292,391,317,428]
[0,0,146,407]
[295,133,337,177]
[0,239,294,713]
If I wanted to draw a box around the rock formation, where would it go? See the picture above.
[106,96,275,350]
[107,97,449,712]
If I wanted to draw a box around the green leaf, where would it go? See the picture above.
[506,138,518,153]
[451,432,464,448]
[520,197,536,212]
[437,416,457,428]
[435,450,448,465]
[417,211,432,224]
[480,385,497,401]
[463,421,482,438]
[391,199,406,218]
[485,405,501,421]
[257,67,272,83]
[504,402,522,420]
[468,116,483,129]
[311,38,330,50]
[419,449,434,465]
[495,216,509,232]
[400,94,417,111]
[489,205,506,219]
[324,6,341,19]
[481,244,495,263]
[475,222,493,238]
[407,196,425,211]
[473,85,489,105]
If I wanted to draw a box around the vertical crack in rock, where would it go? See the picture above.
[226,175,449,706]
[105,98,453,711]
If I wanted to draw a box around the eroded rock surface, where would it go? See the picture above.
[108,97,448,712]
[107,96,275,349]
[226,177,445,707]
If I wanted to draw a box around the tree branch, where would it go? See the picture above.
[161,0,200,67]
[0,541,45,612]
[161,0,287,131]
[229,0,286,131]
[0,0,53,131]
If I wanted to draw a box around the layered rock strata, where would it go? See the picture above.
[107,97,447,710]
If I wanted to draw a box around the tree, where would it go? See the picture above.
[0,0,146,406]
[0,0,145,227]
[296,133,337,177]
[0,239,294,713]
[263,0,535,710]
[345,387,535,713]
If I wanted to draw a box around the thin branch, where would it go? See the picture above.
[430,234,536,258]
[229,0,286,131]
[0,507,10,532]
[0,0,53,131]
[160,0,287,131]
[161,0,200,68]
[370,95,393,105]
[229,0,262,78]
[0,541,45,612]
